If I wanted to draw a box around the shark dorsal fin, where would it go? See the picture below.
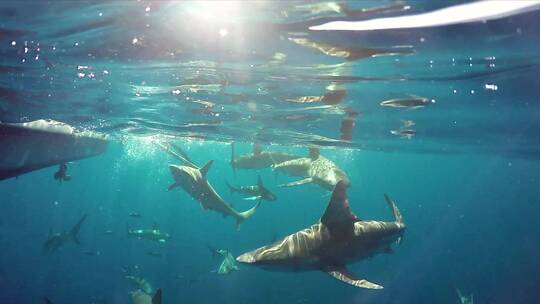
[321,181,357,238]
[200,160,214,177]
[309,147,320,160]
[253,143,262,156]
[152,288,162,304]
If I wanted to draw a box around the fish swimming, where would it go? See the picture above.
[43,214,87,253]
[390,129,416,139]
[380,96,434,108]
[157,140,261,228]
[169,162,260,229]
[210,248,239,275]
[225,175,277,202]
[272,148,349,191]
[237,181,405,289]
[127,227,171,243]
[230,143,302,174]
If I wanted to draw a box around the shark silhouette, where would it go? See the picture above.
[237,181,405,289]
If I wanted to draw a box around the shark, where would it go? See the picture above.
[225,175,277,202]
[230,143,302,174]
[210,248,239,275]
[42,214,87,253]
[272,148,350,191]
[236,181,405,289]
[158,141,261,229]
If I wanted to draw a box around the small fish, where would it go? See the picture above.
[81,250,101,256]
[128,228,171,243]
[401,120,416,128]
[380,96,434,108]
[103,230,114,235]
[129,212,143,218]
[390,129,416,139]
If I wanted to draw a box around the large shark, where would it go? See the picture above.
[230,143,302,174]
[168,161,260,229]
[272,148,349,191]
[43,214,87,253]
[236,181,405,289]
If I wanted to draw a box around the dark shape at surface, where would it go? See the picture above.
[0,120,108,181]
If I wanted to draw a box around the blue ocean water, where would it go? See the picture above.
[1,1,540,303]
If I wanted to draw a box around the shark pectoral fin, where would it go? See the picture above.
[326,268,383,289]
[200,160,214,177]
[168,183,179,191]
[152,288,162,304]
[279,177,313,187]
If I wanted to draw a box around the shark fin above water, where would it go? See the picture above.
[321,181,358,238]
[200,160,214,177]
[279,177,313,187]
[325,267,383,289]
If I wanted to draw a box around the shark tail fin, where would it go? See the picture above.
[230,142,237,177]
[70,214,88,245]
[152,288,162,304]
[235,200,262,230]
[384,194,403,224]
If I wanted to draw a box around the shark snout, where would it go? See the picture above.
[236,252,255,264]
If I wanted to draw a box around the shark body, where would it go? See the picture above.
[226,175,277,202]
[273,148,349,191]
[42,214,87,253]
[237,181,405,289]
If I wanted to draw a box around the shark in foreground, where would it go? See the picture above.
[226,175,277,202]
[230,143,302,174]
[42,214,88,253]
[236,181,405,289]
[272,148,350,191]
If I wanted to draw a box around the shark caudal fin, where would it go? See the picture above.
[70,214,88,244]
[383,194,403,224]
[235,200,262,230]
[152,288,162,304]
